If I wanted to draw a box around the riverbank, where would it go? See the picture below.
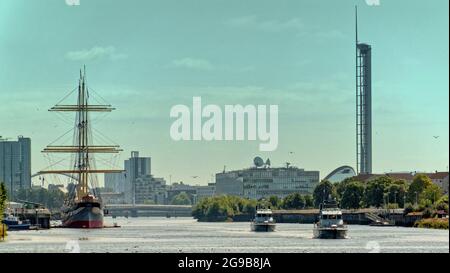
[414,218,449,230]
[231,209,423,227]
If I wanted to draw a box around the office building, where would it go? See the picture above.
[215,171,244,197]
[134,174,167,204]
[194,183,216,203]
[124,151,151,204]
[216,159,320,200]
[0,136,31,199]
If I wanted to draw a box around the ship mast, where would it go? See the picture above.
[39,68,123,202]
[79,67,89,198]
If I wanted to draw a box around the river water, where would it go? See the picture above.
[0,217,448,253]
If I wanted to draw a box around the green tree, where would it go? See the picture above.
[363,176,392,208]
[421,183,443,204]
[15,187,66,210]
[236,196,249,212]
[256,198,272,210]
[192,197,210,219]
[282,193,305,209]
[0,183,7,222]
[205,201,229,221]
[192,195,282,222]
[434,195,449,213]
[171,192,192,205]
[192,195,249,221]
[418,199,433,211]
[387,180,408,208]
[268,196,281,209]
[304,195,314,209]
[313,180,337,208]
[340,181,365,209]
[243,199,258,215]
[407,174,432,204]
[335,177,358,199]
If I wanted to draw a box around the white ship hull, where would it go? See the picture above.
[251,222,276,232]
[313,226,348,239]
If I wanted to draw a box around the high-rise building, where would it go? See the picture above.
[104,171,126,193]
[124,151,152,204]
[0,136,31,199]
[356,7,373,174]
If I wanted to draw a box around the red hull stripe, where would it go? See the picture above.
[64,220,103,229]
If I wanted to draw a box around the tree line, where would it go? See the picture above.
[13,187,66,210]
[192,174,448,222]
[192,194,316,222]
[315,174,446,211]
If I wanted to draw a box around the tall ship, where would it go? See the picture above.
[39,68,122,228]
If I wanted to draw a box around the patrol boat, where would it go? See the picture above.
[313,200,348,239]
[251,208,276,232]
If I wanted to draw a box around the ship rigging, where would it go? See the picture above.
[38,67,123,228]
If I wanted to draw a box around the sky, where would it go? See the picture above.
[0,0,448,187]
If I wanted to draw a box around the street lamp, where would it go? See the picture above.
[35,209,39,229]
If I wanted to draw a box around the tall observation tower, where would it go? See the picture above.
[355,6,372,174]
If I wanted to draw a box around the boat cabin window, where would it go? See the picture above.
[321,214,342,219]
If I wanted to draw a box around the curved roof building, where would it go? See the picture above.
[324,166,356,183]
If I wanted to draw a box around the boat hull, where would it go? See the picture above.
[3,224,31,231]
[314,227,348,239]
[2,218,31,231]
[62,202,103,229]
[251,223,276,232]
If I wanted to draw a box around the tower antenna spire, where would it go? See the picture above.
[355,5,359,45]
[355,6,373,175]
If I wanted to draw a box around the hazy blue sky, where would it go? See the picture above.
[0,0,448,186]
